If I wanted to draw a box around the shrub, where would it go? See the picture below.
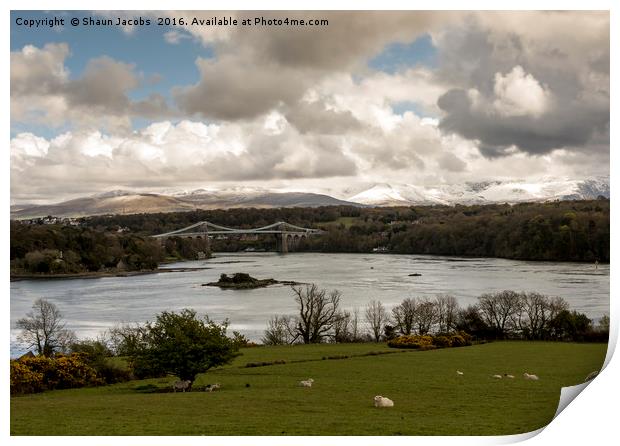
[10,353,101,395]
[433,335,452,348]
[387,332,473,350]
[70,339,132,384]
[449,335,466,347]
[245,359,287,368]
[53,354,101,389]
[10,361,44,395]
[94,362,133,384]
[387,334,434,349]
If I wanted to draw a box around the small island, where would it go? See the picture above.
[203,273,300,289]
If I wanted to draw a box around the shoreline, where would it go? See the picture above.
[10,266,211,282]
[10,251,606,282]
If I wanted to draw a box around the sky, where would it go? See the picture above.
[10,11,610,203]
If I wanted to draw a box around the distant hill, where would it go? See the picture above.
[10,190,360,219]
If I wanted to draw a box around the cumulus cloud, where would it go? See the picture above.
[10,118,362,201]
[492,66,550,117]
[10,44,173,132]
[435,12,609,158]
[172,11,456,121]
[10,11,609,202]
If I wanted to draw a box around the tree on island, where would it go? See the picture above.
[17,298,76,356]
[125,309,240,385]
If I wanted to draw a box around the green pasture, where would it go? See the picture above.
[10,341,606,436]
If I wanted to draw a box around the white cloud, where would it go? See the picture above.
[493,66,551,117]
[10,11,609,203]
[11,44,173,133]
[163,30,191,45]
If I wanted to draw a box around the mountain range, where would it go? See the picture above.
[10,177,609,219]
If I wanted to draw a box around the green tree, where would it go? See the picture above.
[128,309,240,384]
[548,310,592,341]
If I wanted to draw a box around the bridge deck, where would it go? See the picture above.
[152,220,324,238]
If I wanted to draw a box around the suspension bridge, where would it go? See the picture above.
[152,221,325,253]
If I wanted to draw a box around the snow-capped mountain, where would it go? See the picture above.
[10,177,609,218]
[347,178,610,206]
[348,183,449,206]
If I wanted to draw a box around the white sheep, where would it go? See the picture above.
[374,395,394,407]
[299,378,314,387]
[523,373,539,380]
[172,379,192,392]
[504,374,515,379]
[205,383,221,392]
[456,370,464,376]
[492,374,502,379]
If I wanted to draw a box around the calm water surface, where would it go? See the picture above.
[10,253,609,356]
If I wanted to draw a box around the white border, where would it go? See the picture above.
[3,1,616,446]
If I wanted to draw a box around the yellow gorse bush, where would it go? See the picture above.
[10,353,101,395]
[387,332,472,350]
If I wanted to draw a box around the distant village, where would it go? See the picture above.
[17,216,83,226]
[16,215,131,233]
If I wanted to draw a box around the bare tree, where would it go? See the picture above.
[414,297,437,335]
[435,294,459,333]
[548,296,569,320]
[107,323,148,356]
[17,298,76,356]
[291,284,341,344]
[477,291,523,338]
[350,307,361,342]
[392,298,417,335]
[518,292,548,339]
[261,315,295,345]
[517,293,572,340]
[333,310,352,343]
[365,300,389,342]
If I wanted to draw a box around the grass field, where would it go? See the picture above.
[10,341,607,436]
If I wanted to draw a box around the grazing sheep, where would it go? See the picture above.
[504,374,515,379]
[492,374,502,379]
[172,380,192,392]
[456,370,464,376]
[523,373,539,380]
[205,383,221,392]
[299,378,314,387]
[584,371,599,382]
[374,396,394,408]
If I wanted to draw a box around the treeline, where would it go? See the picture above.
[81,199,609,262]
[10,222,207,275]
[263,286,609,345]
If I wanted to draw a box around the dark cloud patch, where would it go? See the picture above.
[173,11,454,121]
[65,57,136,112]
[284,101,363,135]
[434,13,609,158]
[438,87,609,156]
[131,94,172,119]
[438,152,467,172]
[174,55,313,121]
